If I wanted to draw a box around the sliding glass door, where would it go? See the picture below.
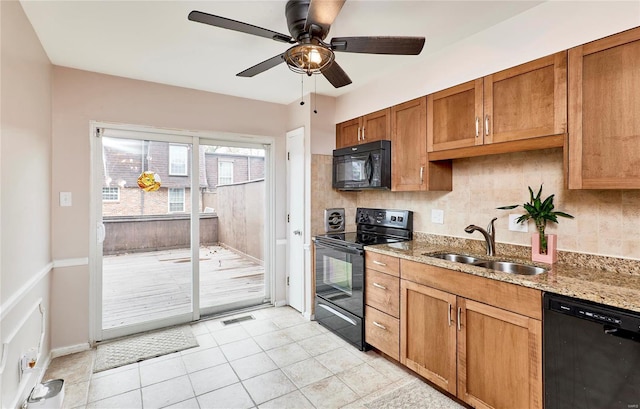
[91,125,272,341]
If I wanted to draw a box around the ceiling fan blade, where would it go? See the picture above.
[321,61,352,88]
[305,0,346,35]
[189,10,293,44]
[331,36,425,55]
[237,53,286,77]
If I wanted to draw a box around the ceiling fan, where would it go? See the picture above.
[188,0,425,88]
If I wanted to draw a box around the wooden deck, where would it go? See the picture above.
[102,245,265,329]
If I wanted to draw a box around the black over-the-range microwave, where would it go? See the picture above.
[332,140,391,191]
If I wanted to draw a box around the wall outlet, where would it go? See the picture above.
[431,209,444,224]
[508,214,528,232]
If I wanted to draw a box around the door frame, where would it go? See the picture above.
[89,121,276,343]
[286,127,305,313]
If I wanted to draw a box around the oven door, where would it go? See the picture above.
[314,239,364,318]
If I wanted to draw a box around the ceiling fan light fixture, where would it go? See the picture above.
[284,43,334,76]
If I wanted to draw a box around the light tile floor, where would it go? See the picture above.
[44,306,464,409]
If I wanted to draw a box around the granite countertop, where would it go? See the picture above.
[364,235,640,314]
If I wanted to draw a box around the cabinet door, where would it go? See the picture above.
[361,108,390,143]
[391,97,427,191]
[458,298,542,409]
[484,51,567,144]
[427,79,483,152]
[400,279,457,395]
[568,27,640,189]
[336,117,361,148]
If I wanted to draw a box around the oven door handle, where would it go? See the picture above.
[315,240,364,256]
[317,303,357,326]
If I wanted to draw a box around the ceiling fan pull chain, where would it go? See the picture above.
[300,75,305,106]
[314,76,318,114]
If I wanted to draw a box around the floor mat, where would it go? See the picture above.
[94,326,198,373]
[365,379,465,409]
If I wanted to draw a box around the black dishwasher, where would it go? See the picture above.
[544,293,640,409]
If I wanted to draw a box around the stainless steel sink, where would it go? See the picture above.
[426,253,485,264]
[473,261,546,275]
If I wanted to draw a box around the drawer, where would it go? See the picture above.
[365,306,400,361]
[365,252,400,277]
[365,269,400,318]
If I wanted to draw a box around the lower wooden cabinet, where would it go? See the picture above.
[365,259,401,361]
[365,305,400,361]
[457,298,542,409]
[399,263,542,409]
[401,279,457,395]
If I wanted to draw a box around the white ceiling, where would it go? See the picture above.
[20,1,542,105]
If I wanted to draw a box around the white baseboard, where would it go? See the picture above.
[273,299,287,307]
[50,343,92,359]
[302,311,313,320]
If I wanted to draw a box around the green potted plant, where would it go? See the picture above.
[497,185,573,263]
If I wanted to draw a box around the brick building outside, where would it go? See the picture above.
[102,140,264,216]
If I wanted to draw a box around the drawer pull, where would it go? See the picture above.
[457,307,462,331]
[372,282,387,290]
[372,321,387,330]
[475,117,479,138]
[372,260,387,267]
[448,303,452,327]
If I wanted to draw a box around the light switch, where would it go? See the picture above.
[60,192,72,207]
[508,214,528,232]
[431,209,444,224]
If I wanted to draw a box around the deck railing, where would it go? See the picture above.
[102,214,218,255]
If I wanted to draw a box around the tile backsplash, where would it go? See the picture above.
[311,148,640,260]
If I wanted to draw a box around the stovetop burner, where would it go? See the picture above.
[315,232,407,246]
[315,207,413,249]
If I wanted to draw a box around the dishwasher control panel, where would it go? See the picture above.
[547,294,640,332]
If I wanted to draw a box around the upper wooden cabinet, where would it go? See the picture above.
[427,79,483,152]
[390,97,452,192]
[336,108,390,149]
[568,27,640,189]
[427,52,567,160]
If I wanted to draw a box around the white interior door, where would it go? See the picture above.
[286,128,305,312]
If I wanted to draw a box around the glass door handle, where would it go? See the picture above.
[97,222,106,244]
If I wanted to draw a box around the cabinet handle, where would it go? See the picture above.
[372,260,387,267]
[357,127,361,141]
[420,166,424,184]
[475,117,479,138]
[373,321,387,330]
[372,282,387,290]
[457,307,462,331]
[485,115,490,136]
[448,303,452,327]
[362,127,366,141]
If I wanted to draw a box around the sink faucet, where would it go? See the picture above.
[465,217,497,256]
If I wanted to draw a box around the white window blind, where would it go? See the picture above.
[168,188,185,212]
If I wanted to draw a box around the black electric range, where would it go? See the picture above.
[314,208,413,350]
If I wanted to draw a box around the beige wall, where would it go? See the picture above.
[313,149,640,260]
[0,0,53,407]
[51,67,289,348]
[311,155,356,236]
